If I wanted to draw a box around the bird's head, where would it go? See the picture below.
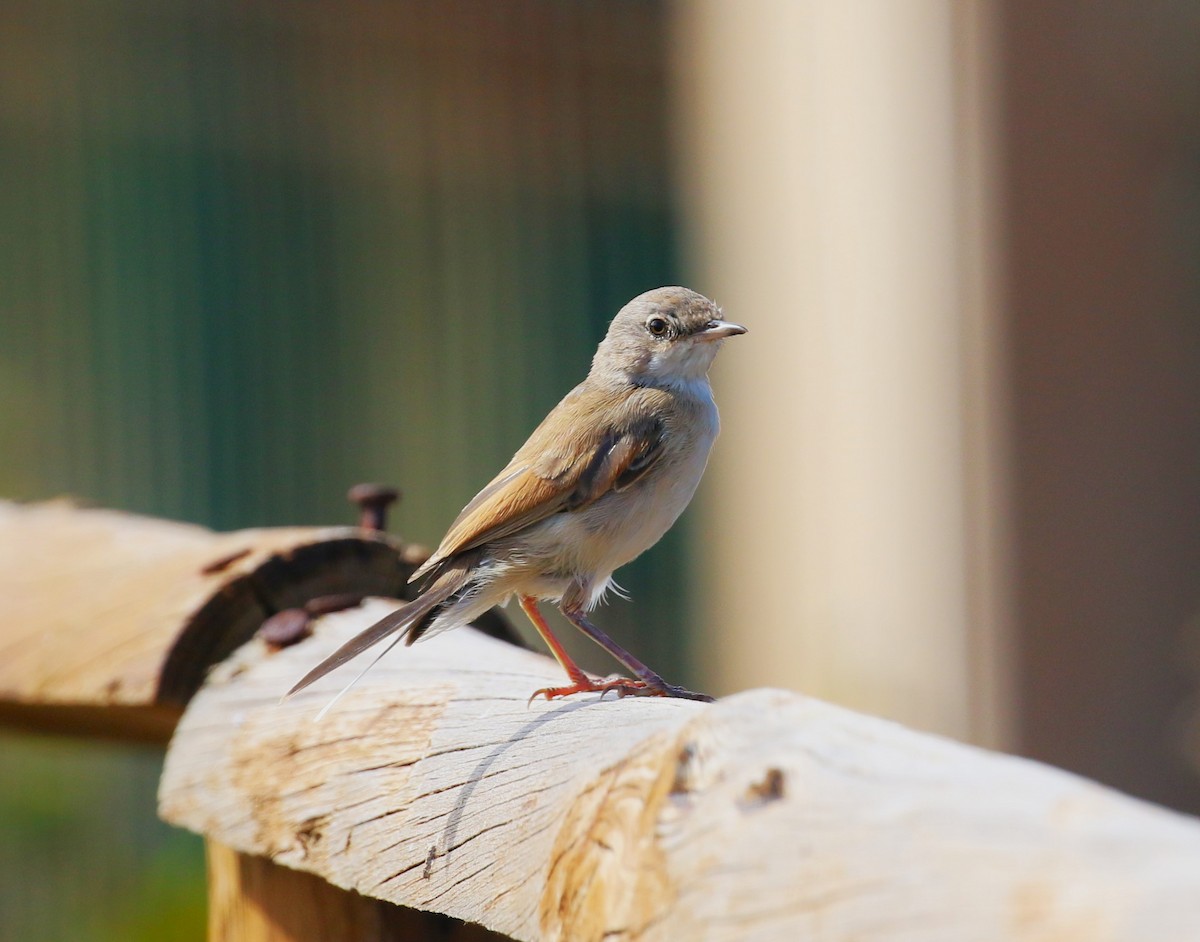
[592,286,746,390]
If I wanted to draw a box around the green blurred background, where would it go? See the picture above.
[1,2,684,938]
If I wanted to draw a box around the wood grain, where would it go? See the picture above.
[161,601,1200,942]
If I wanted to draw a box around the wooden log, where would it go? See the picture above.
[160,601,1200,942]
[0,499,418,742]
[205,840,505,941]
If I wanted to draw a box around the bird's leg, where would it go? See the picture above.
[557,603,715,703]
[518,596,662,702]
[518,596,592,696]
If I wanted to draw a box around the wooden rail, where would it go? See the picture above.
[3,500,1200,941]
[0,499,419,741]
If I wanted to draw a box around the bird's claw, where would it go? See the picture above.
[618,682,716,703]
[528,676,646,704]
[528,675,715,704]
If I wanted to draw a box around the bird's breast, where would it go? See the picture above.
[554,394,718,575]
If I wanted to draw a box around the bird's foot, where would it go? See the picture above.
[529,674,715,703]
[528,674,645,703]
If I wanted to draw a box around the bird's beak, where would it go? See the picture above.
[698,319,748,341]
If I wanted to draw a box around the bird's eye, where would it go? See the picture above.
[646,317,670,337]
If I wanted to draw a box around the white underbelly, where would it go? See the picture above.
[522,423,716,581]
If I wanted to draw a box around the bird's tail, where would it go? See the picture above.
[285,569,466,701]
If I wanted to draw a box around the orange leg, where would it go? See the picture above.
[517,596,649,701]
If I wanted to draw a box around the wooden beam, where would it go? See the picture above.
[205,841,505,942]
[161,601,1200,942]
[0,499,418,741]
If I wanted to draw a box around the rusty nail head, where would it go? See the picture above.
[258,609,313,650]
[304,593,365,617]
[347,483,401,531]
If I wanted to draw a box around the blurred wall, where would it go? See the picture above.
[1001,0,1200,814]
[672,0,1011,746]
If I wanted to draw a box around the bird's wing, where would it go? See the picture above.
[411,384,667,581]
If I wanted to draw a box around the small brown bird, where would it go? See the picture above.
[289,287,745,704]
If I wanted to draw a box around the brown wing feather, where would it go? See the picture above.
[411,384,668,582]
[434,469,567,560]
[567,423,665,507]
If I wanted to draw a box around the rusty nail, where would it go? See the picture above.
[258,608,312,650]
[304,593,365,617]
[347,483,401,532]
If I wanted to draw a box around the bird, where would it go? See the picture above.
[288,286,746,705]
